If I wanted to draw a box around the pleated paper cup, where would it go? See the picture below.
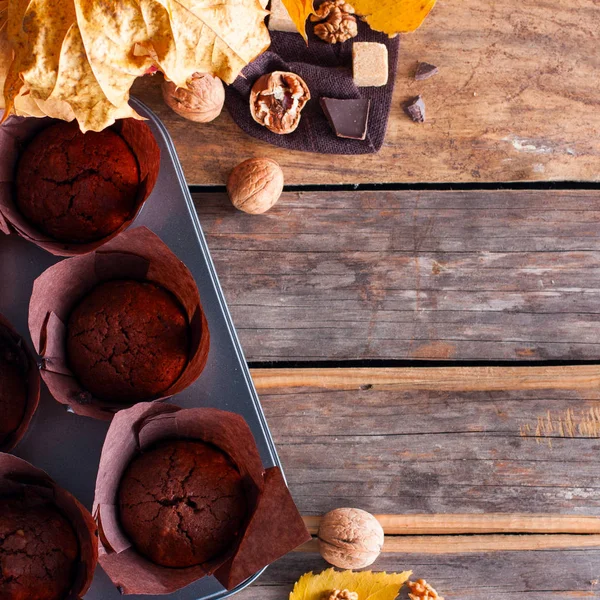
[0,114,160,256]
[28,226,210,419]
[93,402,311,595]
[0,313,40,451]
[0,453,98,599]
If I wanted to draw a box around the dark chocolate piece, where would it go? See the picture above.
[320,97,371,140]
[405,95,426,123]
[415,62,439,81]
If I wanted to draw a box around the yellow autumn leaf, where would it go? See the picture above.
[282,0,437,36]
[290,568,412,600]
[150,0,271,87]
[351,0,438,35]
[280,0,314,41]
[2,0,271,131]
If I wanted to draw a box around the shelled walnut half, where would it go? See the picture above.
[311,0,358,44]
[326,590,359,600]
[250,71,310,134]
[407,580,444,600]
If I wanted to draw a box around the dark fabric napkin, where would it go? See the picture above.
[224,20,400,154]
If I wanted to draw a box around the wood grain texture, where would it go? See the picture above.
[258,386,600,515]
[238,550,600,600]
[299,535,600,553]
[132,0,600,185]
[233,382,600,598]
[196,189,600,362]
[251,366,600,392]
[303,514,600,535]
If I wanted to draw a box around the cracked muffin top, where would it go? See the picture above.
[15,121,140,243]
[0,336,27,447]
[118,440,248,568]
[0,496,79,600]
[66,280,190,403]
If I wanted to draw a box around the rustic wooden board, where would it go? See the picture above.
[300,534,600,553]
[195,189,600,362]
[233,377,600,600]
[251,365,600,392]
[302,514,600,535]
[132,0,600,185]
[257,385,600,515]
[240,550,600,600]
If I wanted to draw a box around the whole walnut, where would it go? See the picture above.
[318,508,384,569]
[162,73,225,123]
[227,158,284,214]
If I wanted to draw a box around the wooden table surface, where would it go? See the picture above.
[134,1,600,597]
[132,0,600,186]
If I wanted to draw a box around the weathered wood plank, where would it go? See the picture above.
[132,0,600,185]
[238,550,600,600]
[196,189,600,362]
[234,382,600,598]
[251,366,600,392]
[298,535,600,553]
[258,386,600,515]
[302,514,600,535]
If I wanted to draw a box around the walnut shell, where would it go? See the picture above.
[227,158,284,214]
[250,71,310,134]
[318,508,384,569]
[162,73,225,123]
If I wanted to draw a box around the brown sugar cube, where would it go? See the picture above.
[352,42,389,87]
[269,0,298,32]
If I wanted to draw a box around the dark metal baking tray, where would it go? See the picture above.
[0,98,280,599]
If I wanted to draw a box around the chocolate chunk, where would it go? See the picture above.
[320,97,371,140]
[415,61,439,81]
[405,95,426,123]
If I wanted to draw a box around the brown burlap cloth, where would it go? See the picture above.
[224,20,400,154]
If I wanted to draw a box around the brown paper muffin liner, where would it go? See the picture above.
[0,114,160,256]
[93,402,310,595]
[28,226,210,420]
[0,313,41,452]
[0,453,98,599]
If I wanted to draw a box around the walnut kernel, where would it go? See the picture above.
[162,73,225,123]
[318,508,384,569]
[326,590,359,600]
[407,580,444,600]
[226,158,284,214]
[311,0,358,43]
[250,71,310,134]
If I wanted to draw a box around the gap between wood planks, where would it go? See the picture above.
[189,181,600,194]
[297,515,600,553]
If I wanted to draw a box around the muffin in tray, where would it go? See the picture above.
[93,403,311,596]
[29,227,210,419]
[0,314,40,451]
[0,454,98,600]
[66,280,190,403]
[119,440,248,567]
[15,122,140,243]
[0,496,79,600]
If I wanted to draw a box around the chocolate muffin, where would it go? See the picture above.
[0,335,27,447]
[0,496,79,600]
[15,121,140,243]
[119,440,247,568]
[67,280,190,403]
